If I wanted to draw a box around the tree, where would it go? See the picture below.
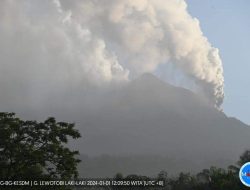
[0,112,81,181]
[170,172,196,190]
[109,150,250,190]
[237,150,250,166]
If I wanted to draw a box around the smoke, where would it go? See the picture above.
[0,0,224,108]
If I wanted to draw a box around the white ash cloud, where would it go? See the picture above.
[0,0,224,108]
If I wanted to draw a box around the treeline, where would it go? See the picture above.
[104,150,249,190]
[81,150,250,190]
[1,113,250,190]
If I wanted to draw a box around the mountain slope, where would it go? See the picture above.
[78,74,250,177]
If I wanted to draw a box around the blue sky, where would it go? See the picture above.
[187,0,250,124]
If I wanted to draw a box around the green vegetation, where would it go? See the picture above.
[0,112,81,189]
[1,112,250,190]
[109,150,250,190]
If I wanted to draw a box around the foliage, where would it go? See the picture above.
[0,112,81,189]
[2,112,250,190]
[111,150,250,190]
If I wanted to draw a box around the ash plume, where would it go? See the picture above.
[0,0,224,108]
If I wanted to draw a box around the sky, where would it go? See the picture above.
[0,0,225,114]
[187,0,250,124]
[0,0,249,124]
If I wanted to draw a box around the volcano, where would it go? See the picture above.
[77,74,250,177]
